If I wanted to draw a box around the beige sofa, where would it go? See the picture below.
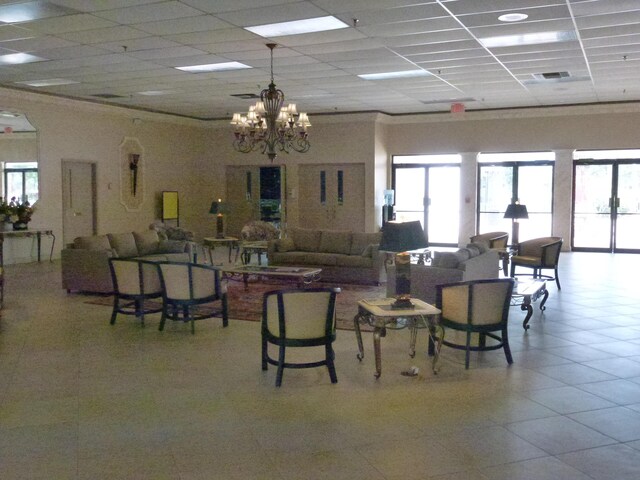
[387,243,499,304]
[61,230,193,294]
[267,227,383,285]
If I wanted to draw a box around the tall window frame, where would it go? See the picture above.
[3,161,38,204]
[392,154,461,246]
[477,152,555,243]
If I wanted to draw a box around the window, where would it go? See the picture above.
[477,152,554,241]
[3,162,38,204]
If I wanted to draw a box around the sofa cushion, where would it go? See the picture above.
[290,227,320,252]
[465,244,481,257]
[133,230,160,256]
[107,233,139,258]
[157,240,186,254]
[319,230,352,255]
[361,244,374,257]
[277,237,295,252]
[432,249,470,269]
[271,251,337,266]
[74,234,111,251]
[337,255,372,268]
[469,242,488,254]
[350,232,382,256]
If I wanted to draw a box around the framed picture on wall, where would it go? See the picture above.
[162,191,179,225]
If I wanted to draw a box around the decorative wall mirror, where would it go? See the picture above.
[0,110,38,208]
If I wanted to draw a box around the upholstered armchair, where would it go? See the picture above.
[470,231,509,249]
[434,278,515,369]
[510,236,563,289]
[262,287,340,387]
[108,258,163,327]
[155,262,228,334]
[240,220,280,241]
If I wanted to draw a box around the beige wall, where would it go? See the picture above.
[3,86,640,264]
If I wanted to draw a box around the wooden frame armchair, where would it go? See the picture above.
[108,258,163,327]
[469,231,509,249]
[262,287,340,387]
[435,278,515,369]
[155,262,228,334]
[510,236,563,289]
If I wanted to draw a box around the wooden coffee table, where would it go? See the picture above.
[511,278,549,330]
[222,265,321,290]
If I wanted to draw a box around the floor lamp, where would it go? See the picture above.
[209,199,229,239]
[504,203,528,247]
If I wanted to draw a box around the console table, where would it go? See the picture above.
[0,229,56,309]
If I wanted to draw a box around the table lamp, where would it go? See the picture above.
[379,220,427,309]
[504,202,528,247]
[209,199,230,239]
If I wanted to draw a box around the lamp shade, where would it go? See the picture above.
[209,199,229,215]
[379,221,427,252]
[504,203,529,219]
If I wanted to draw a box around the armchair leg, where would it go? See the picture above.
[158,309,166,331]
[276,345,286,387]
[510,263,516,278]
[555,267,561,290]
[502,327,513,364]
[326,344,338,384]
[110,298,118,325]
[464,332,472,369]
[221,295,229,327]
[261,336,268,371]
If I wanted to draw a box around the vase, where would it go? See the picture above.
[12,221,28,231]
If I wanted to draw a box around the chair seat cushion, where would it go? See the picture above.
[511,255,541,267]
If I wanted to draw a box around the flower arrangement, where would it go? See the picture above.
[1,197,34,225]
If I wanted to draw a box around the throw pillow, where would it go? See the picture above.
[277,237,295,252]
[469,242,488,254]
[107,232,139,258]
[157,240,186,254]
[465,244,481,257]
[350,232,382,256]
[133,230,160,256]
[432,251,459,269]
[74,234,111,251]
[319,230,352,255]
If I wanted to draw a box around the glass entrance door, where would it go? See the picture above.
[573,161,640,252]
[393,165,460,246]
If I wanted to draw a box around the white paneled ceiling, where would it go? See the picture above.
[0,0,638,119]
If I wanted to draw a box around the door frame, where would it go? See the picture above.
[572,158,640,253]
[61,160,97,245]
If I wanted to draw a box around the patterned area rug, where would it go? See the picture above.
[85,280,387,331]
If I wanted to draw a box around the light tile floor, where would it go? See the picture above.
[1,252,640,479]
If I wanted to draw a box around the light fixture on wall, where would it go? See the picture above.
[230,43,311,162]
[504,201,528,246]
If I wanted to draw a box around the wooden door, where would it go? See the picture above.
[298,163,365,231]
[62,160,96,245]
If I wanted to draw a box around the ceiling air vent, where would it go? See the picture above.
[231,93,260,100]
[91,93,125,99]
[532,71,570,81]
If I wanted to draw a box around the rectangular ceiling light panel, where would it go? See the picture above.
[480,31,577,48]
[245,16,349,37]
[15,78,79,86]
[176,61,251,73]
[358,69,431,80]
[0,52,46,64]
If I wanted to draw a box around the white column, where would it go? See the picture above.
[459,152,478,246]
[553,149,573,250]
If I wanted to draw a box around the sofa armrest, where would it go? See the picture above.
[387,264,464,305]
[61,248,114,293]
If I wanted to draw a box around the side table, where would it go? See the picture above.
[240,241,268,265]
[511,278,549,330]
[203,236,240,264]
[353,297,443,378]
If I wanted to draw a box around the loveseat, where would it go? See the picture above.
[267,227,383,285]
[386,243,499,304]
[61,229,193,294]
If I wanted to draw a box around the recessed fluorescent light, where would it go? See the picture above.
[0,53,46,65]
[358,70,431,80]
[137,90,173,96]
[176,62,251,73]
[498,13,528,22]
[245,16,348,37]
[15,78,79,87]
[480,30,576,48]
[0,1,78,23]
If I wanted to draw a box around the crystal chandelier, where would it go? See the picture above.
[230,43,311,162]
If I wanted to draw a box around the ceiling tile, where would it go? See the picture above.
[22,13,116,34]
[93,1,203,25]
[216,2,328,27]
[132,15,233,36]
